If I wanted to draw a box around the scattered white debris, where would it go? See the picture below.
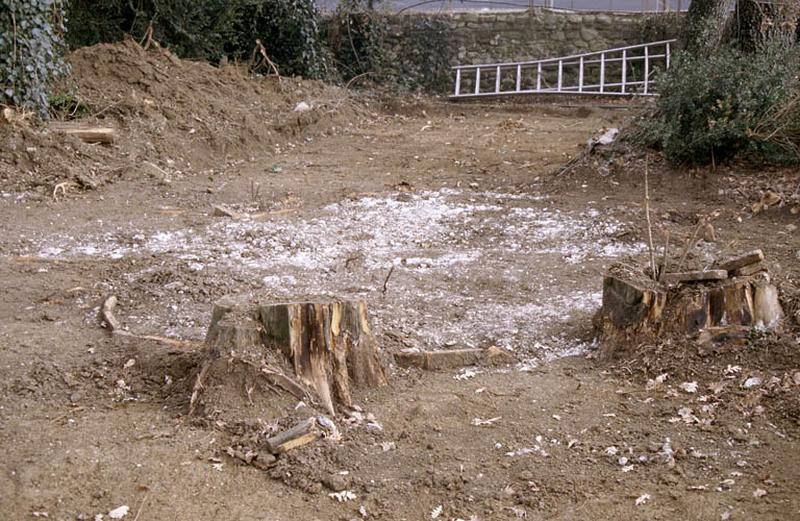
[108,506,129,519]
[317,415,342,441]
[618,457,629,466]
[552,414,562,421]
[680,381,699,393]
[123,358,136,369]
[471,417,502,426]
[621,465,635,473]
[753,489,767,498]
[380,441,396,452]
[673,407,700,424]
[588,127,620,148]
[431,505,443,519]
[366,421,383,431]
[635,493,651,506]
[604,446,619,456]
[211,463,223,472]
[742,377,763,389]
[725,365,742,376]
[329,491,357,502]
[648,373,669,389]
[455,368,482,380]
[359,505,367,518]
[28,188,640,350]
[293,101,312,113]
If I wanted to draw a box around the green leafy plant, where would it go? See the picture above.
[1,0,69,117]
[49,88,90,119]
[638,40,800,165]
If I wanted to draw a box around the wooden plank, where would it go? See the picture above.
[265,418,320,454]
[53,125,115,144]
[395,347,512,371]
[731,262,767,277]
[717,249,764,272]
[662,270,728,285]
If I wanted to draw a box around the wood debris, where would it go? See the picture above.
[395,346,513,371]
[661,269,727,285]
[264,417,320,454]
[52,123,115,144]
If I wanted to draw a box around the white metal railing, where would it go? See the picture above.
[451,39,675,99]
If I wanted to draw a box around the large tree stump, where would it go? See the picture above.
[200,295,388,416]
[597,263,782,358]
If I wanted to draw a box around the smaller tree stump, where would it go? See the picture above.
[597,263,783,358]
[199,295,388,416]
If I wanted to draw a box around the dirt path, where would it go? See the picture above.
[1,96,799,521]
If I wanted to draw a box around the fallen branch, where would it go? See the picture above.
[251,39,280,78]
[100,295,196,348]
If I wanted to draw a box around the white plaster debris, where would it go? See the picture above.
[23,189,642,357]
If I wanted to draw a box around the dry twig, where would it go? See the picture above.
[644,157,657,279]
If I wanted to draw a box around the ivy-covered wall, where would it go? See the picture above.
[381,9,683,92]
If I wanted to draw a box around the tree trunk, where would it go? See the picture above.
[735,0,800,51]
[203,296,388,416]
[682,0,737,56]
[597,267,782,359]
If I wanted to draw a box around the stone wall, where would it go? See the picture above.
[386,9,682,67]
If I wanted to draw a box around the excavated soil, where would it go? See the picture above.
[1,42,799,521]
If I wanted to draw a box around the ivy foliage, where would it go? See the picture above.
[231,0,332,80]
[66,0,332,79]
[325,9,454,93]
[66,0,243,63]
[0,0,69,117]
[326,0,387,81]
[383,16,453,93]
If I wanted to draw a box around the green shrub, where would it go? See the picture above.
[640,41,800,165]
[1,0,69,117]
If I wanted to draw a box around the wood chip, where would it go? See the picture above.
[662,270,728,285]
[717,250,764,272]
[264,418,320,454]
[731,262,767,277]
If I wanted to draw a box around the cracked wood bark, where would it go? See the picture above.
[204,297,388,416]
[598,270,782,358]
[683,0,738,56]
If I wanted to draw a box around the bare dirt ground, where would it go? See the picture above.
[1,42,799,521]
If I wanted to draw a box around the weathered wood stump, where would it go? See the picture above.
[196,295,388,416]
[597,263,782,358]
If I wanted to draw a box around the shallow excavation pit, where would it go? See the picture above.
[190,294,389,418]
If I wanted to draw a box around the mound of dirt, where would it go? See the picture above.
[1,39,363,193]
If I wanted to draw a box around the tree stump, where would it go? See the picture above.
[597,263,782,359]
[198,295,388,416]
